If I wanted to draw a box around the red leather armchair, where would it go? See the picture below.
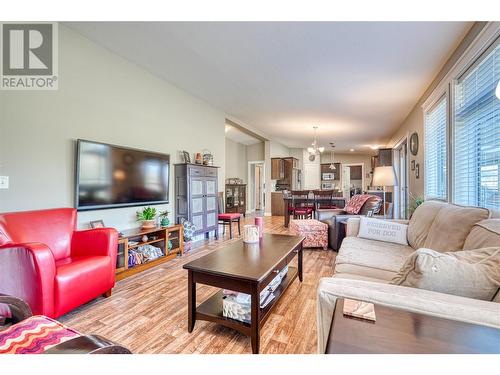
[0,208,118,318]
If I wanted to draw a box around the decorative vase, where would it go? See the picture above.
[141,219,156,229]
[243,224,259,244]
[160,217,170,227]
[255,217,263,238]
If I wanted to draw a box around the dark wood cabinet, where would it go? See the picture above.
[378,148,393,166]
[175,164,219,238]
[225,184,246,217]
[321,163,341,180]
[271,158,284,179]
[349,165,362,180]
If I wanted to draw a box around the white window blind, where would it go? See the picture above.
[454,41,500,210]
[425,96,447,199]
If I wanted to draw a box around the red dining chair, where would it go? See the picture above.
[290,190,314,219]
[218,193,241,239]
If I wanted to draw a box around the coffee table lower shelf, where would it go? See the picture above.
[196,266,298,335]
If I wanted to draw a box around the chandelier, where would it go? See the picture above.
[329,143,336,170]
[307,126,325,155]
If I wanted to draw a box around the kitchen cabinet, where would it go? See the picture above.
[321,163,341,180]
[271,158,284,179]
[350,165,362,180]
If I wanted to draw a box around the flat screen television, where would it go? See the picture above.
[75,139,170,211]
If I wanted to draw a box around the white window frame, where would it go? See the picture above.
[423,89,450,201]
[422,22,500,206]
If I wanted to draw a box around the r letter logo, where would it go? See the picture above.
[1,22,58,90]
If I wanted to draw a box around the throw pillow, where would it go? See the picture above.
[357,216,409,245]
[391,247,500,301]
[344,194,374,214]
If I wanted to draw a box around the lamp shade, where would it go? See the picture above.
[372,166,398,187]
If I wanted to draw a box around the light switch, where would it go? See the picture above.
[0,176,9,189]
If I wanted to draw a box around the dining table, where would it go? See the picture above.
[282,194,347,227]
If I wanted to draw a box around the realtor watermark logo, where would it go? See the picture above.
[0,22,58,90]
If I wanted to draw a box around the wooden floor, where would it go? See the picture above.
[59,215,336,354]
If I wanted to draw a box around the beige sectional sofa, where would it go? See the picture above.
[317,201,500,353]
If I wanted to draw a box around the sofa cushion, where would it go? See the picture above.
[407,200,447,249]
[359,196,383,215]
[358,217,408,245]
[336,237,414,273]
[391,247,500,301]
[424,204,490,251]
[463,219,500,250]
[334,263,396,282]
[54,256,113,317]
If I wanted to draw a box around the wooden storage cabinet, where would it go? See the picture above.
[271,158,284,179]
[115,225,184,281]
[175,164,219,238]
[349,165,362,180]
[225,184,246,216]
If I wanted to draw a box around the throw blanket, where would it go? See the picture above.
[344,194,376,214]
[0,315,80,354]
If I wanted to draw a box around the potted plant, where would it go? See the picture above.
[159,210,170,227]
[408,194,424,218]
[136,206,157,229]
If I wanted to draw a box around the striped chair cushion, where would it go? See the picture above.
[0,315,80,354]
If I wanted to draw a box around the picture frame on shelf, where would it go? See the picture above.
[182,151,191,164]
[90,220,105,229]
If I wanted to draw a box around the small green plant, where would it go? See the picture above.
[408,193,424,217]
[136,206,157,221]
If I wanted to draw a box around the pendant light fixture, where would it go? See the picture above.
[307,126,325,156]
[329,142,336,170]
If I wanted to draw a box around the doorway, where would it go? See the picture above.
[393,138,409,219]
[255,164,263,210]
[341,163,365,199]
[248,161,265,214]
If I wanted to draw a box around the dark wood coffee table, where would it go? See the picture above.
[326,299,500,354]
[183,233,304,354]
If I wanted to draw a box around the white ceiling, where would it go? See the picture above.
[66,22,471,152]
[225,124,261,145]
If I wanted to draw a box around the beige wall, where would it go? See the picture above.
[225,138,247,182]
[246,142,265,161]
[0,25,226,229]
[386,22,487,199]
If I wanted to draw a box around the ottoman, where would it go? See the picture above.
[289,219,328,250]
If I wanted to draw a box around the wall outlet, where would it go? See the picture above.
[0,176,9,189]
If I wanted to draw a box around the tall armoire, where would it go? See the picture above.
[174,164,219,239]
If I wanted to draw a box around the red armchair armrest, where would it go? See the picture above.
[0,243,56,317]
[71,228,118,258]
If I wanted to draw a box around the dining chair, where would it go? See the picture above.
[313,190,338,210]
[290,190,313,219]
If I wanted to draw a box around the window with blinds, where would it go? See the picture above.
[454,41,500,210]
[424,96,447,200]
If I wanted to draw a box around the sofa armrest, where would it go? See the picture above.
[0,243,56,317]
[316,209,346,221]
[317,277,500,353]
[0,294,33,329]
[71,228,118,258]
